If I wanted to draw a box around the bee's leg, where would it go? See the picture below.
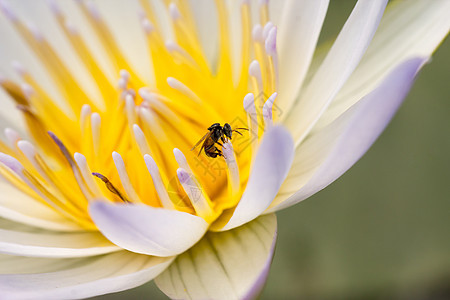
[216,141,224,147]
[216,148,223,157]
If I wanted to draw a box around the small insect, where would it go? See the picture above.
[191,123,248,158]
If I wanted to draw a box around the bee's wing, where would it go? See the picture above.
[191,131,211,151]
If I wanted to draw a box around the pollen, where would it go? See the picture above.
[0,0,279,228]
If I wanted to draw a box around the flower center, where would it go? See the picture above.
[0,0,279,228]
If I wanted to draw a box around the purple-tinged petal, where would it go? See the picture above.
[217,126,293,231]
[89,201,208,257]
[283,0,388,145]
[315,0,450,129]
[0,251,173,300]
[155,214,277,299]
[268,57,427,212]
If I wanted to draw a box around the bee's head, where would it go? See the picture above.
[223,123,232,139]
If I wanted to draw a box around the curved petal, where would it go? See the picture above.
[89,201,209,257]
[0,251,174,300]
[267,57,427,212]
[277,0,329,116]
[0,218,120,258]
[283,0,388,145]
[315,0,450,129]
[0,180,83,232]
[218,126,293,231]
[155,214,277,300]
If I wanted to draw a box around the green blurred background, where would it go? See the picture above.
[93,1,450,299]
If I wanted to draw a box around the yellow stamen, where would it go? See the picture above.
[0,1,281,230]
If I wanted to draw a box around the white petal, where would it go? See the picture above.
[283,0,388,145]
[219,126,293,231]
[0,180,83,232]
[315,0,450,129]
[277,0,329,117]
[267,57,426,212]
[0,218,120,258]
[0,251,173,300]
[156,214,277,300]
[89,201,209,257]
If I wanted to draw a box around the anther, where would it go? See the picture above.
[167,77,202,104]
[132,124,152,156]
[74,152,102,198]
[118,69,131,91]
[173,148,205,193]
[222,142,240,198]
[90,112,101,155]
[265,26,279,91]
[144,154,174,209]
[141,18,155,34]
[125,94,136,128]
[0,0,17,22]
[112,151,141,203]
[243,93,258,153]
[64,20,78,35]
[119,69,130,83]
[4,128,20,148]
[18,140,51,183]
[263,22,274,40]
[47,0,62,16]
[252,24,264,43]
[173,148,191,172]
[265,27,277,56]
[92,172,130,203]
[176,168,213,219]
[0,152,24,174]
[26,22,44,42]
[17,140,36,160]
[20,83,34,100]
[80,104,91,132]
[11,61,26,77]
[249,60,263,92]
[86,1,101,20]
[165,40,197,67]
[263,92,277,128]
[169,2,181,20]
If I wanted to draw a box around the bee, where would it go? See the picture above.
[191,123,248,158]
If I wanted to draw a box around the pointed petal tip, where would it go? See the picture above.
[268,56,428,212]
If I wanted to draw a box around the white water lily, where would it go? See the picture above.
[0,0,448,299]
